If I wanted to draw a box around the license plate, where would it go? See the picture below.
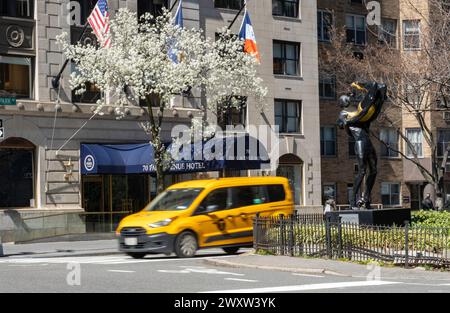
[124,237,138,246]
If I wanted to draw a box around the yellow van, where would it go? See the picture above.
[116,177,294,258]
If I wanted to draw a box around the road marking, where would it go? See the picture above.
[292,273,325,278]
[107,270,135,273]
[224,278,258,283]
[201,280,401,293]
[0,254,239,265]
[158,266,245,276]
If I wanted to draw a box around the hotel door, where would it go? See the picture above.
[82,175,106,232]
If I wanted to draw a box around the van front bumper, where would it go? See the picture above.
[118,231,176,254]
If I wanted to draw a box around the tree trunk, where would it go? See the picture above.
[146,95,166,195]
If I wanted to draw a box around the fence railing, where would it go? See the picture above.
[253,214,450,268]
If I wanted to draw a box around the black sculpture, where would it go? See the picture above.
[337,82,387,210]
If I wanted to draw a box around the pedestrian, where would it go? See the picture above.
[324,197,336,214]
[422,193,434,210]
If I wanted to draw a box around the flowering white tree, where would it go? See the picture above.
[58,9,267,193]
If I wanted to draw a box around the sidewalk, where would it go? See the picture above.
[204,253,450,281]
[0,239,119,258]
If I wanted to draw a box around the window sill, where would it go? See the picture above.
[380,156,402,160]
[274,74,303,81]
[320,96,337,100]
[215,7,243,14]
[272,15,302,23]
[279,133,304,138]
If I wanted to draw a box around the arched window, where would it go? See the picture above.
[277,154,303,205]
[0,137,35,207]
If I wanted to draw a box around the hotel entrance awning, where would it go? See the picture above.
[80,135,270,175]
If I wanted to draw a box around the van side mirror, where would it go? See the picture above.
[206,205,219,214]
[196,205,219,215]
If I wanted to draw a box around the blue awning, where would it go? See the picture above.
[80,135,270,175]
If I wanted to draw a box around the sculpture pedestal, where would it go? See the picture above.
[325,208,411,226]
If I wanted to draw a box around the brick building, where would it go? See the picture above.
[317,0,443,210]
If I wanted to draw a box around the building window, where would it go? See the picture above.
[273,40,301,76]
[214,0,244,10]
[347,183,354,205]
[0,55,32,99]
[317,10,332,42]
[273,0,299,18]
[0,138,35,208]
[70,0,94,26]
[275,99,301,133]
[380,128,399,157]
[319,74,336,99]
[437,129,450,157]
[71,63,101,103]
[379,19,397,47]
[323,183,336,203]
[381,182,400,206]
[217,96,247,129]
[346,14,366,45]
[403,20,420,50]
[0,0,34,18]
[320,126,336,156]
[138,0,168,18]
[406,128,423,158]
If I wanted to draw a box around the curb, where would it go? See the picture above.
[203,258,347,277]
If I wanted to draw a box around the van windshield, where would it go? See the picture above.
[144,188,203,212]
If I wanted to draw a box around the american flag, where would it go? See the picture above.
[87,0,111,48]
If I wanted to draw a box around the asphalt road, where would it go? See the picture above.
[0,248,450,293]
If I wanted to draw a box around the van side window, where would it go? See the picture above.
[230,187,257,208]
[196,188,228,213]
[267,185,286,202]
[229,185,286,209]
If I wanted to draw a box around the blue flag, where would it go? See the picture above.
[169,0,183,63]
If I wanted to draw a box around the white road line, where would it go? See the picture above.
[292,273,325,278]
[107,270,135,273]
[0,254,238,265]
[201,280,402,293]
[224,278,258,283]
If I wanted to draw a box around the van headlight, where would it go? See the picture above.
[148,218,173,228]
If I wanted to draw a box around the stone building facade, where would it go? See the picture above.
[0,0,321,235]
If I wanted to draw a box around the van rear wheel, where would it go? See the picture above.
[175,231,198,258]
[127,252,147,259]
[223,247,240,255]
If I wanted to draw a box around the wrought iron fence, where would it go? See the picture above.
[253,214,450,268]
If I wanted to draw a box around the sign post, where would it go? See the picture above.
[0,119,3,139]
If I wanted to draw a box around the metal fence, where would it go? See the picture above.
[253,214,450,268]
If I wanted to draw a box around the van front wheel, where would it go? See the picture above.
[175,231,198,258]
[223,247,240,255]
[127,252,147,259]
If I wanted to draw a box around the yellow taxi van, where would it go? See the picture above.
[116,177,294,258]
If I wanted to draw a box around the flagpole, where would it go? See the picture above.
[169,0,180,12]
[227,1,247,30]
[52,22,90,89]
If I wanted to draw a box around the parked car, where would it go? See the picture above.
[116,177,294,258]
